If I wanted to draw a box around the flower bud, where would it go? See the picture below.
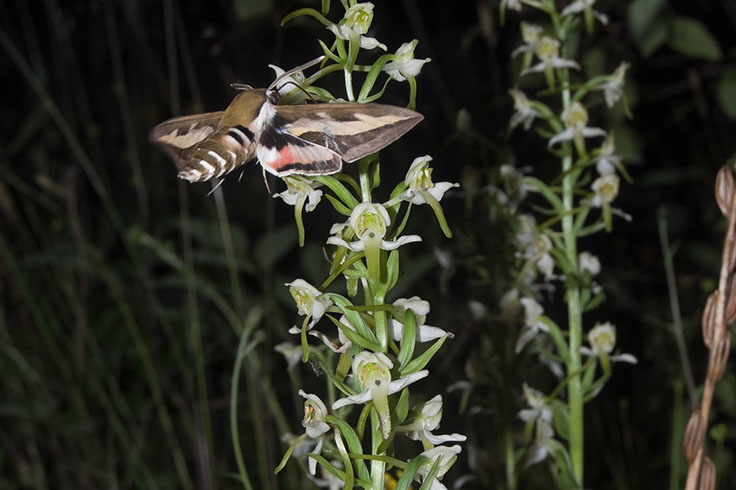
[683,409,705,462]
[700,457,716,490]
[715,164,734,217]
[702,291,717,348]
[707,333,730,383]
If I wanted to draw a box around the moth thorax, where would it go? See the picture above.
[219,89,269,128]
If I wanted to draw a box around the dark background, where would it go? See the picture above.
[2,0,736,488]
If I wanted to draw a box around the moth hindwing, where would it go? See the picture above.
[150,87,423,183]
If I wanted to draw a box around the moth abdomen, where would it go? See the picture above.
[177,127,257,182]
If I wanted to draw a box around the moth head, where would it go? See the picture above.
[219,88,270,127]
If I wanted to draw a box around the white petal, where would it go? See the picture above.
[612,353,638,364]
[380,235,422,250]
[550,58,581,70]
[548,127,576,147]
[308,436,324,475]
[326,236,366,251]
[332,389,372,409]
[580,127,607,138]
[387,369,429,394]
[424,431,467,445]
[359,36,387,51]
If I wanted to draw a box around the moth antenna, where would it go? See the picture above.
[207,178,226,196]
[267,55,326,93]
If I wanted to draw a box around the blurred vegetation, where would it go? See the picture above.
[1,0,736,488]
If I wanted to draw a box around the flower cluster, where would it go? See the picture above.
[271,4,463,488]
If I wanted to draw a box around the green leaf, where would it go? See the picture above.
[395,388,410,425]
[326,416,371,483]
[395,455,429,490]
[400,335,448,376]
[667,16,723,61]
[627,0,667,57]
[397,309,417,370]
[322,293,379,346]
[717,68,736,119]
[385,250,400,292]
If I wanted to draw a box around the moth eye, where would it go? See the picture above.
[267,89,280,105]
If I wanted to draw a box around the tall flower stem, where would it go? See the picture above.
[560,72,584,486]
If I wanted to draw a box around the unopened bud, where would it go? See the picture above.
[707,333,730,383]
[727,275,736,325]
[715,164,735,217]
[702,291,717,348]
[699,457,716,490]
[683,409,705,462]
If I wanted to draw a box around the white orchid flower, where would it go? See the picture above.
[397,395,467,447]
[390,296,451,343]
[515,297,550,353]
[327,3,387,51]
[384,39,431,82]
[286,279,333,332]
[332,352,428,439]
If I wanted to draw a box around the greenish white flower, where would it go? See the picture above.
[327,202,421,252]
[517,383,553,423]
[591,174,620,207]
[580,322,637,363]
[332,352,428,439]
[298,390,330,474]
[511,22,543,57]
[522,36,581,76]
[384,39,431,82]
[515,297,550,353]
[595,135,621,176]
[390,296,451,343]
[600,62,629,107]
[400,156,459,205]
[561,0,609,25]
[286,279,333,331]
[274,342,302,370]
[327,3,387,51]
[274,175,323,212]
[579,251,601,276]
[525,419,555,467]
[548,101,606,148]
[509,88,539,131]
[413,445,463,490]
[396,395,467,446]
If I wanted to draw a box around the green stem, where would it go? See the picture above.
[561,74,584,487]
[370,410,386,490]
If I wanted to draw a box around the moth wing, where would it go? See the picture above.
[257,126,342,177]
[149,111,224,165]
[150,112,260,182]
[275,103,423,162]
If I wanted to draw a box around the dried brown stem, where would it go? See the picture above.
[685,165,736,489]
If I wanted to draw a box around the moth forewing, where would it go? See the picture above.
[277,103,424,162]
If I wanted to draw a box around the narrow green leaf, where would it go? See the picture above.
[395,455,429,490]
[400,334,448,376]
[397,309,417,369]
